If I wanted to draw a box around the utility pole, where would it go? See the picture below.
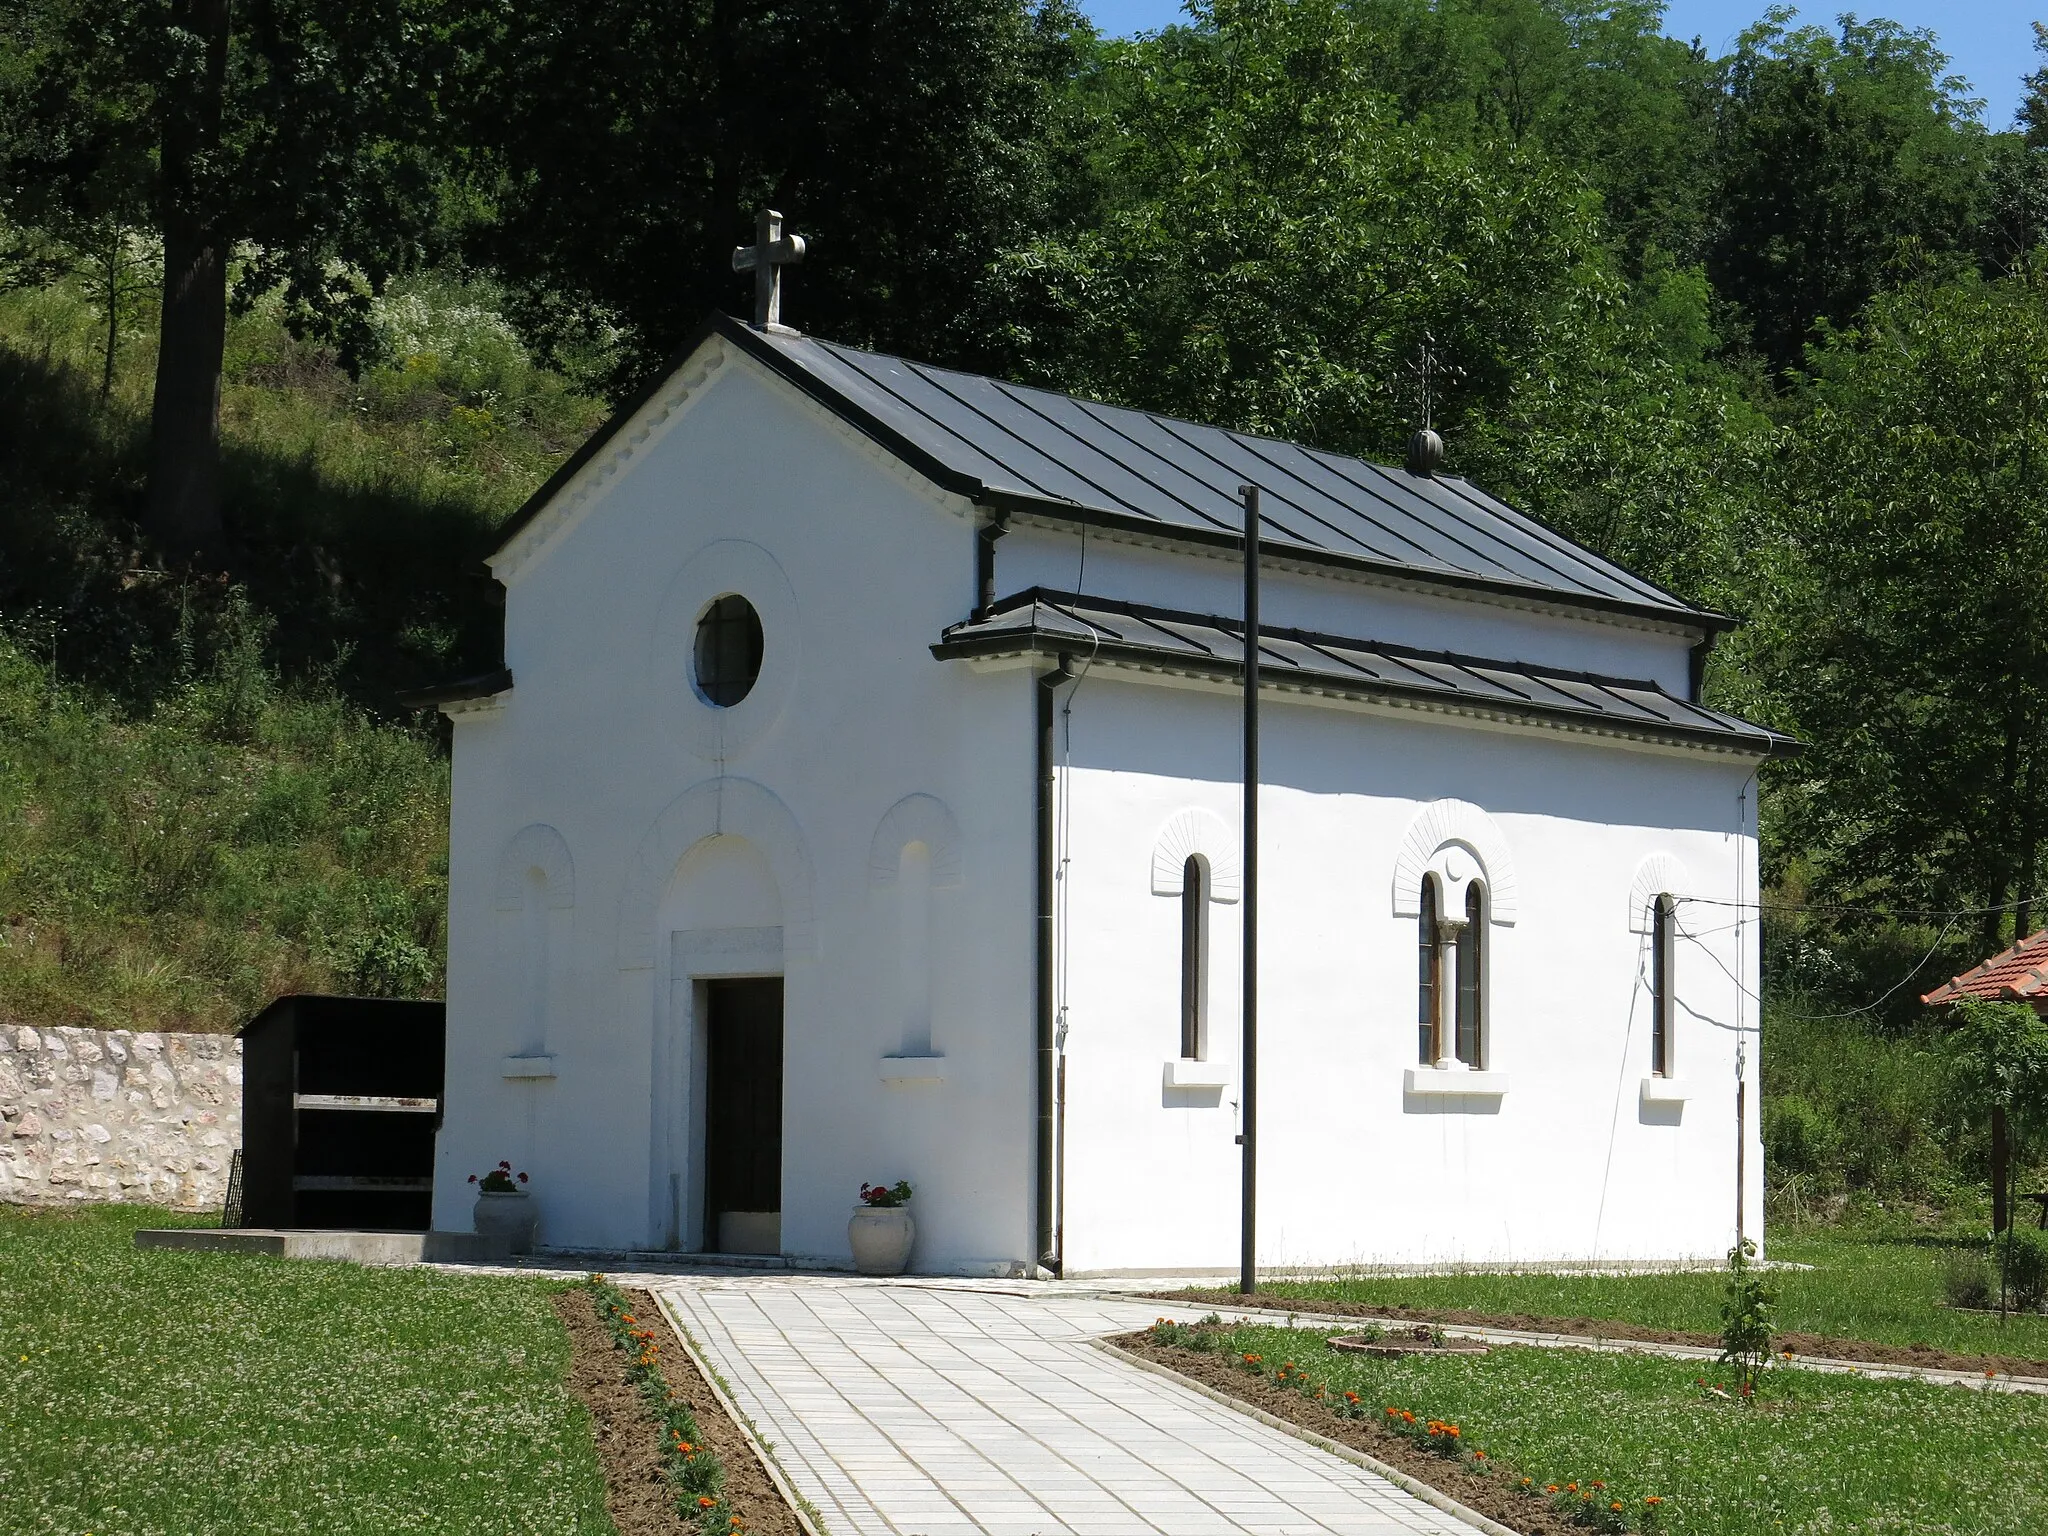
[1239,483,1261,1296]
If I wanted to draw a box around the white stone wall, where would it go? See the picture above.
[0,1025,240,1212]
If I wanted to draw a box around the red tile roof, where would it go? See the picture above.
[1923,929,2048,1005]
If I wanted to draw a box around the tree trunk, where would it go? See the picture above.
[1993,1102,2010,1234]
[144,0,230,554]
[100,231,120,402]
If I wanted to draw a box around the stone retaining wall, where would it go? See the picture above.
[0,1025,240,1212]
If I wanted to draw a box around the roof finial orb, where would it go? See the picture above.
[1407,427,1444,478]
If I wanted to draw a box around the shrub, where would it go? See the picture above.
[1940,1246,1993,1310]
[1997,1226,2048,1312]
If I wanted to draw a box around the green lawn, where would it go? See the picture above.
[1190,1321,2048,1535]
[0,1204,612,1535]
[1228,1231,2048,1360]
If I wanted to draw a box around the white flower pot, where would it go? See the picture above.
[847,1205,915,1276]
[473,1190,537,1254]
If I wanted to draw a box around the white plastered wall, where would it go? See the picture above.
[998,524,1700,697]
[1052,671,1764,1274]
[432,343,1038,1270]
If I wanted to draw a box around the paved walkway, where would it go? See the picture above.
[653,1277,1465,1536]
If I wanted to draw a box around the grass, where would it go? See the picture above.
[1182,1320,2048,1535]
[1226,1230,2048,1361]
[0,1203,613,1535]
[0,623,450,1031]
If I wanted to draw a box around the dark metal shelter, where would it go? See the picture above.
[237,995,446,1231]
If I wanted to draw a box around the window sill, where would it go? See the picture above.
[879,1054,947,1084]
[1404,1067,1508,1097]
[1163,1058,1230,1090]
[1639,1076,1690,1106]
[501,1055,556,1080]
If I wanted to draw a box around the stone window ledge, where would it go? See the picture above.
[1404,1067,1508,1096]
[1162,1058,1230,1090]
[879,1054,947,1084]
[1639,1076,1690,1106]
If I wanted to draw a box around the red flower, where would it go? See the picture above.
[468,1174,478,1183]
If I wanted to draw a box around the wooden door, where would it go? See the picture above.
[703,977,783,1252]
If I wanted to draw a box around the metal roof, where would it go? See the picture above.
[493,315,1726,633]
[935,591,1796,759]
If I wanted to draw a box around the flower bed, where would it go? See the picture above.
[1133,1319,1660,1534]
[1125,1316,2048,1536]
[557,1277,807,1536]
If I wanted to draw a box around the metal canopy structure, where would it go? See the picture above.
[935,589,1799,759]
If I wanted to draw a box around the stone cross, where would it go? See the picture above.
[732,209,806,332]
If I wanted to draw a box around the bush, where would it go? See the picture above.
[1939,1246,1992,1310]
[1998,1226,2048,1312]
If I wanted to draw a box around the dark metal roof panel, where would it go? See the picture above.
[935,591,1796,757]
[767,330,1702,618]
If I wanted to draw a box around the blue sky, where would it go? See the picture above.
[1077,2,2040,128]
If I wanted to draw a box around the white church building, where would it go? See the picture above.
[424,291,1792,1275]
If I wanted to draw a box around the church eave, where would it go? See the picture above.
[931,616,1797,762]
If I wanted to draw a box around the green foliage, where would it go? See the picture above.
[1716,1239,1776,1395]
[1198,1320,2048,1536]
[1997,1225,2048,1311]
[1954,998,2048,1125]
[1745,270,2048,953]
[0,1203,611,1534]
[1708,11,1989,376]
[0,608,449,1031]
[0,271,600,701]
[460,0,1093,384]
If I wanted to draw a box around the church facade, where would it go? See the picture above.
[426,309,1792,1275]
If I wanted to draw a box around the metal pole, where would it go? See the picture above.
[1239,484,1260,1296]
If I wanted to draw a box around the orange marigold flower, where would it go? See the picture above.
[1344,1392,1360,1403]
[1474,1451,1487,1461]
[698,1497,716,1509]
[1611,1502,1624,1513]
[1566,1483,1578,1492]
[1645,1496,1664,1506]
[1545,1485,1559,1494]
[1590,1481,1604,1489]
[1402,1411,1415,1423]
[1385,1407,1399,1418]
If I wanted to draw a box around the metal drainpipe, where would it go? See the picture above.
[1035,655,1073,1277]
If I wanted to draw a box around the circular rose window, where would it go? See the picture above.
[692,593,764,707]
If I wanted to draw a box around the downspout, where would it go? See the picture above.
[974,516,1006,621]
[1035,655,1073,1276]
[1688,631,1717,703]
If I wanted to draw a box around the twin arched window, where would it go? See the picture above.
[1417,875,1485,1068]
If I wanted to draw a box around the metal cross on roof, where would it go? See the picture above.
[732,208,806,332]
[1406,335,1459,431]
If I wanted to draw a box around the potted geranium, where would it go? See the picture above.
[468,1160,536,1254]
[847,1179,915,1275]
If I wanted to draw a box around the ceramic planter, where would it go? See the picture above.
[847,1204,915,1275]
[473,1189,538,1254]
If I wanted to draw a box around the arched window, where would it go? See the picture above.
[1418,875,1441,1064]
[1180,855,1208,1059]
[1454,882,1485,1068]
[1651,893,1675,1076]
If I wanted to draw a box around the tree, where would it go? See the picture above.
[979,0,1761,600]
[458,0,1093,386]
[1951,998,2048,1233]
[0,0,460,551]
[1708,11,1988,379]
[1748,272,2048,957]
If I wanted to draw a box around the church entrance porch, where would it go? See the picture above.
[703,977,784,1254]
